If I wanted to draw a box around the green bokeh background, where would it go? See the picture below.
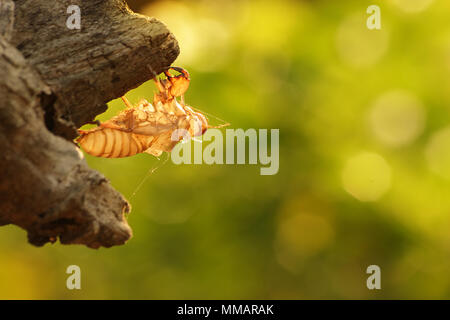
[2,0,450,299]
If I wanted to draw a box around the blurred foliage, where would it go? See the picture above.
[2,0,450,299]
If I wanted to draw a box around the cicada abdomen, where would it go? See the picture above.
[77,67,212,158]
[77,127,156,158]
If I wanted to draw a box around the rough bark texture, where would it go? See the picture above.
[0,0,179,248]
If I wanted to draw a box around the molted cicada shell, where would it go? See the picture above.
[77,67,214,158]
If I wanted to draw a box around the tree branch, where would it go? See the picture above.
[0,0,179,248]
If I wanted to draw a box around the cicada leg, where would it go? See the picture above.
[168,67,190,80]
[121,96,133,109]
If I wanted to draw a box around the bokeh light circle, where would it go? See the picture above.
[426,127,450,180]
[276,210,334,273]
[336,13,389,68]
[143,2,230,72]
[342,152,392,201]
[369,90,426,147]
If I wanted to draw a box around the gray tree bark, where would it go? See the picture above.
[0,0,179,248]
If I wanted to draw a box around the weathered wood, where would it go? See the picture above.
[0,38,132,248]
[0,0,14,41]
[11,0,179,139]
[0,0,180,248]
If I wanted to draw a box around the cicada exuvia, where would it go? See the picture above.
[77,67,224,158]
